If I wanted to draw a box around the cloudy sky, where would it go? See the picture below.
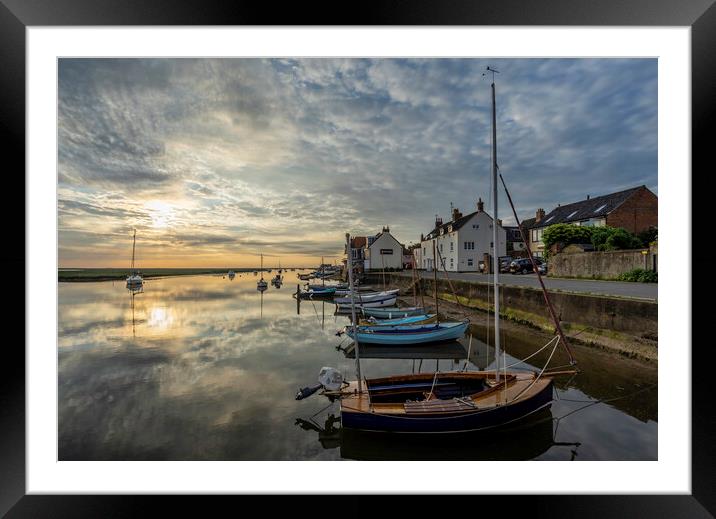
[58,58,657,268]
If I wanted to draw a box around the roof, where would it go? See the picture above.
[532,186,647,229]
[351,236,367,249]
[368,230,402,249]
[424,209,490,240]
[520,217,536,230]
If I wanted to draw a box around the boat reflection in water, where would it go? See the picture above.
[295,407,580,460]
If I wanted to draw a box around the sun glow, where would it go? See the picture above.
[145,200,175,229]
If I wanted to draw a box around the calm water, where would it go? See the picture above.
[58,273,657,460]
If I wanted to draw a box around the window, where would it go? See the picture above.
[531,228,544,243]
[490,241,494,248]
[440,243,443,252]
[467,258,473,266]
[464,241,475,250]
[543,216,554,224]
[473,224,479,229]
[567,210,578,219]
[594,204,607,213]
[450,258,454,268]
[450,242,454,251]
[380,249,393,255]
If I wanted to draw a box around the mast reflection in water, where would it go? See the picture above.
[59,274,656,460]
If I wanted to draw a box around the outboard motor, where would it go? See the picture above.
[295,367,344,400]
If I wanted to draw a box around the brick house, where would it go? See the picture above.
[525,185,658,258]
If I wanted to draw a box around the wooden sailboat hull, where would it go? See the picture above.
[339,372,553,433]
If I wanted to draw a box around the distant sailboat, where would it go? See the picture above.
[257,254,268,291]
[228,270,236,280]
[126,229,143,290]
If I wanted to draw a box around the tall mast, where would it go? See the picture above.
[130,229,136,272]
[489,67,501,383]
[321,256,325,286]
[432,240,439,325]
[346,233,362,392]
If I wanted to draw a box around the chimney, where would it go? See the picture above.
[536,208,545,222]
[382,225,390,233]
[477,198,484,212]
[452,207,462,221]
[435,215,443,228]
[420,233,424,242]
[496,218,502,227]
[587,195,590,200]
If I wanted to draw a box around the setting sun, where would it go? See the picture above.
[145,200,174,229]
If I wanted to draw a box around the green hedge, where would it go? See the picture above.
[616,268,657,283]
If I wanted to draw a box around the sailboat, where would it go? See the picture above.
[228,270,236,280]
[125,229,143,290]
[257,254,268,291]
[272,259,283,287]
[296,68,578,433]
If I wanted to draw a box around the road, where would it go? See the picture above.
[394,270,657,301]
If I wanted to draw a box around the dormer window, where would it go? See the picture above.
[440,228,444,235]
[448,225,453,233]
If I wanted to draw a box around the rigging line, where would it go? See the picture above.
[556,383,657,405]
[498,171,576,365]
[511,337,561,403]
[309,399,336,420]
[553,384,656,424]
[503,335,560,370]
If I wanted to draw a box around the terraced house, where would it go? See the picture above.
[525,185,658,257]
[419,199,507,272]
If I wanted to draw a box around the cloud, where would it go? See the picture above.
[58,58,657,266]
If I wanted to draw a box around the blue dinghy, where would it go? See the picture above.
[346,319,468,345]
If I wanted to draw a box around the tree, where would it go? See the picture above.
[591,226,643,251]
[542,223,593,253]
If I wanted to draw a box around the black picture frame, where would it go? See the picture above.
[1,0,708,516]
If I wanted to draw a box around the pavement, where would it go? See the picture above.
[396,270,657,301]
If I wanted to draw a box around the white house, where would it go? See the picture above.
[419,199,507,272]
[365,226,404,270]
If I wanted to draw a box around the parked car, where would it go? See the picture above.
[537,262,548,275]
[509,257,544,274]
[498,256,513,273]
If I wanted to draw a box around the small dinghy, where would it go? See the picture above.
[362,306,426,319]
[346,320,469,345]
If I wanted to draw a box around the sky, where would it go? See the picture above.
[58,58,657,268]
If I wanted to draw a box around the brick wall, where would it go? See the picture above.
[606,187,658,234]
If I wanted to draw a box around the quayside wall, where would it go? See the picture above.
[364,273,657,339]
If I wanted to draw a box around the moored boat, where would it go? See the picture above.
[336,295,397,309]
[346,319,468,345]
[333,289,399,304]
[125,229,144,290]
[362,306,426,319]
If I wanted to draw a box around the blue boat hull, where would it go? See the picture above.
[341,379,553,433]
[347,321,468,345]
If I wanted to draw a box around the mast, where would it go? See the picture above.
[489,67,501,383]
[432,240,439,325]
[346,233,362,392]
[321,256,325,286]
[130,229,137,272]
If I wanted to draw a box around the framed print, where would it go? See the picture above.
[2,0,711,516]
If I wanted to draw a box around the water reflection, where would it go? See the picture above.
[58,274,656,460]
[295,408,583,461]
